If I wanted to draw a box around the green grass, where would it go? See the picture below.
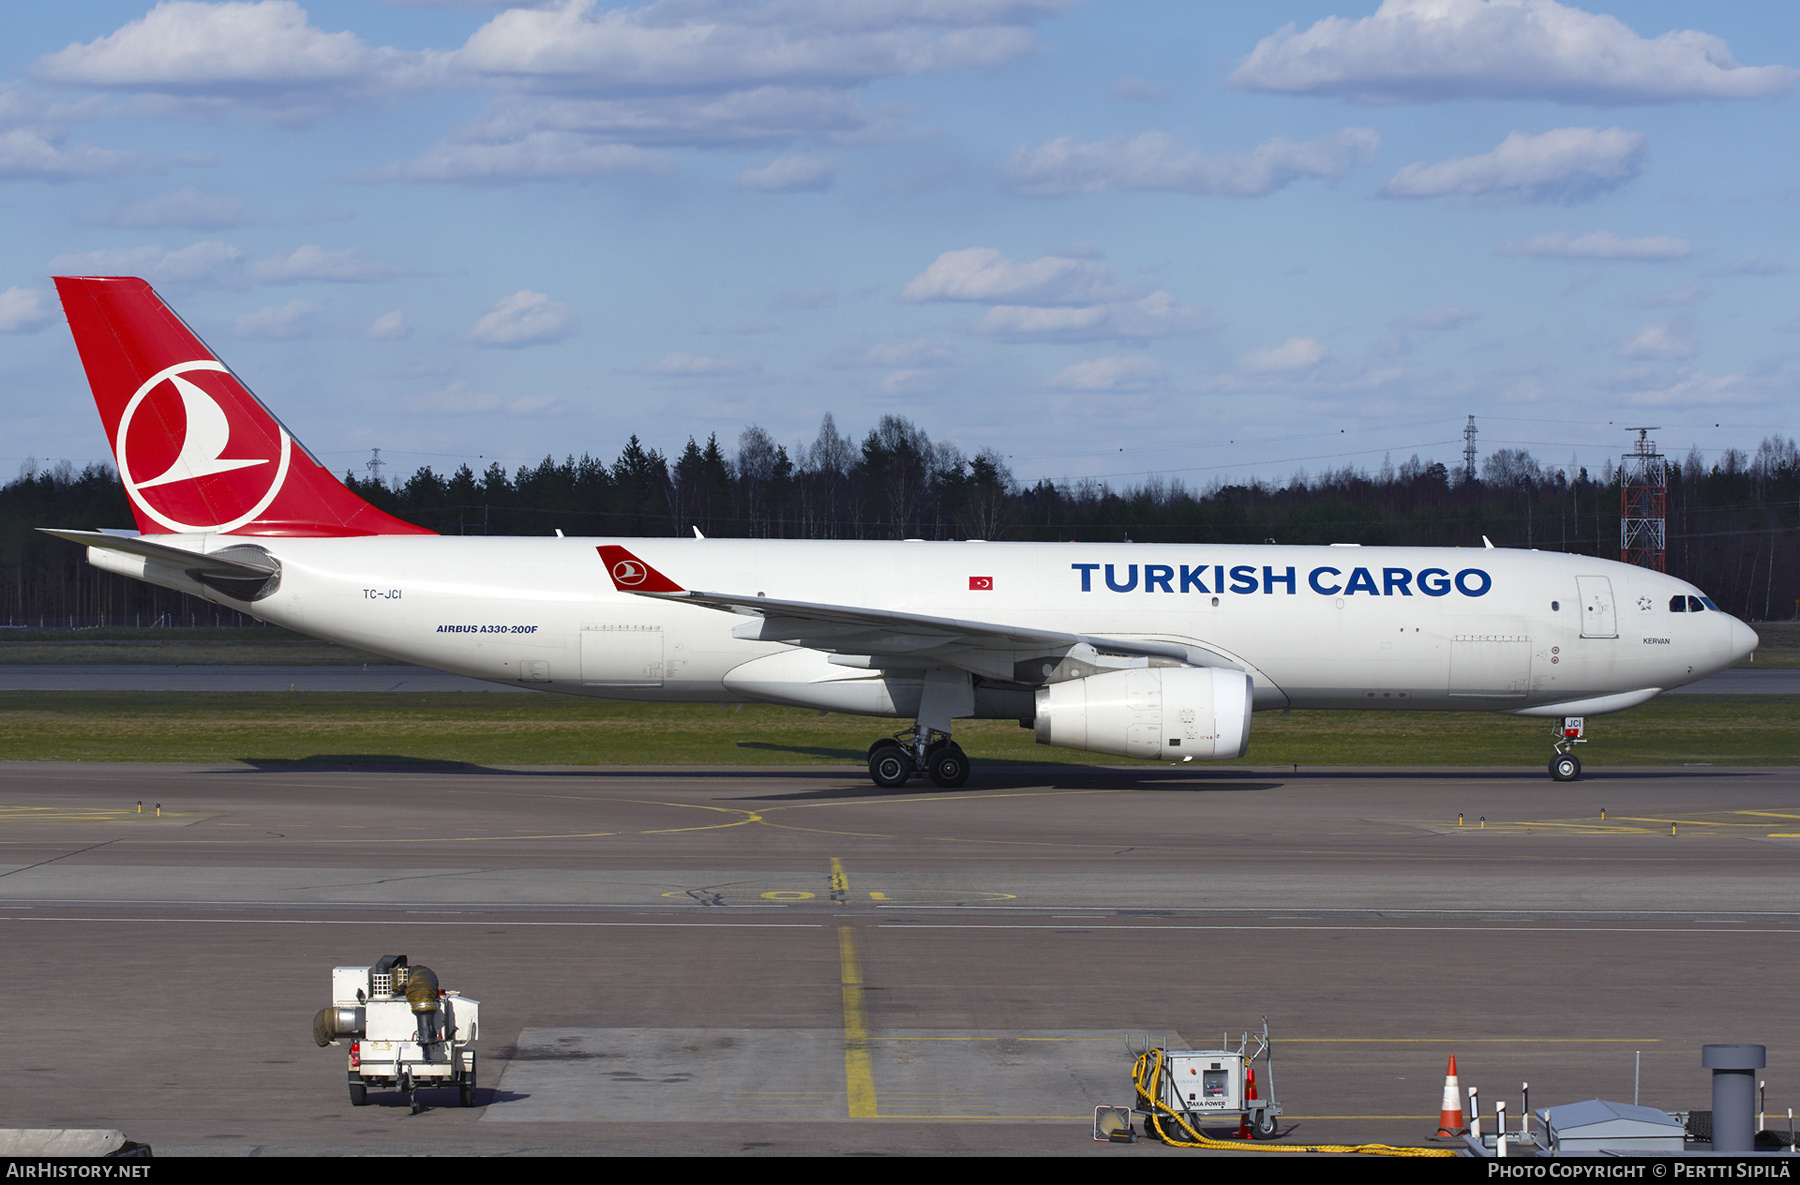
[0,692,1792,767]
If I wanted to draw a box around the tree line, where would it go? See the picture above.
[3,415,1795,627]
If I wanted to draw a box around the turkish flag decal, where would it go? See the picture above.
[969,576,993,591]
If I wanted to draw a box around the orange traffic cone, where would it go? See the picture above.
[1436,1056,1465,1136]
[1237,1066,1260,1137]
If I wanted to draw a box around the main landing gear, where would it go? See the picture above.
[1549,715,1586,782]
[867,728,970,790]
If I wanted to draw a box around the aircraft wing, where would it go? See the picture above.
[599,543,1194,684]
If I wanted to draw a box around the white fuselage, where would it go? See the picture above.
[94,536,1757,720]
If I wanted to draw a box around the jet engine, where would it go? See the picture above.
[1033,666,1252,761]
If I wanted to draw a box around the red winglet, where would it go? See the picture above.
[55,276,432,538]
[597,545,685,592]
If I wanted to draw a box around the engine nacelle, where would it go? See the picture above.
[1034,667,1252,761]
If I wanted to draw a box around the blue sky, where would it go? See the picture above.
[3,1,1796,492]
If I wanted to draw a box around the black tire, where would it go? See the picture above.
[1252,1110,1277,1138]
[460,1084,475,1108]
[348,1082,368,1107]
[925,742,970,788]
[869,743,913,788]
[1550,753,1581,781]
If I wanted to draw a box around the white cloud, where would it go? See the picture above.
[367,310,410,340]
[1499,231,1692,261]
[0,287,53,333]
[738,154,837,192]
[364,131,672,184]
[235,300,319,338]
[901,247,1129,305]
[47,240,245,285]
[0,127,164,181]
[1607,368,1763,407]
[251,245,413,283]
[93,188,248,229]
[644,352,759,376]
[1005,128,1378,197]
[451,88,911,151]
[448,0,1056,91]
[33,0,429,116]
[1381,127,1645,204]
[1228,0,1797,104]
[469,290,578,347]
[1618,321,1695,360]
[904,248,1213,342]
[1239,337,1326,373]
[977,292,1214,342]
[1051,355,1166,391]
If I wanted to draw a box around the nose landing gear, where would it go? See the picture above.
[1549,716,1586,781]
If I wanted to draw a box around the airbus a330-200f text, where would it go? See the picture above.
[45,277,1758,786]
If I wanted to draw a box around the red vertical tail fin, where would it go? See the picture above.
[55,276,432,537]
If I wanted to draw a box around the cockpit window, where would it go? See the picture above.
[1699,597,1718,611]
[1669,596,1687,612]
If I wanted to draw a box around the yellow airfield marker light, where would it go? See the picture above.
[1480,816,1485,829]
[1601,807,1606,821]
[155,803,161,817]
[136,801,142,814]
[1671,821,1677,837]
[1458,813,1463,827]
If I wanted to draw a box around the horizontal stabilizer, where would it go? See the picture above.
[39,529,279,577]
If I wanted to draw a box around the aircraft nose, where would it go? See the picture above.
[1730,616,1760,665]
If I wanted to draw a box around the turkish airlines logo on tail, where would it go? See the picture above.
[969,576,993,590]
[597,545,684,593]
[116,361,291,533]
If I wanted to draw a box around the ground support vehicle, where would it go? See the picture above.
[312,954,481,1113]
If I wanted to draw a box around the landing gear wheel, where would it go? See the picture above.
[868,741,913,788]
[460,1083,475,1108]
[348,1082,367,1107]
[925,742,970,788]
[1550,753,1581,782]
[1252,1110,1277,1139]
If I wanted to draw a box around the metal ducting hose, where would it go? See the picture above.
[405,964,441,1044]
[312,1006,364,1047]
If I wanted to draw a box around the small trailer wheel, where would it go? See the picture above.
[1252,1110,1277,1138]
[348,1083,367,1107]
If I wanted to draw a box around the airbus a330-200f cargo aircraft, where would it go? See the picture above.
[46,277,1758,787]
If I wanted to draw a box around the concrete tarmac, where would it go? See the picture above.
[0,664,1792,693]
[3,761,1798,1157]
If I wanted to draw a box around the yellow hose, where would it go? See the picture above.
[1132,1050,1455,1157]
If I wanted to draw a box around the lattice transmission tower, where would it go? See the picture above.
[1619,427,1666,571]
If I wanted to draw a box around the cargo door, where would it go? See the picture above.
[581,626,664,687]
[1575,576,1617,638]
[1448,634,1532,697]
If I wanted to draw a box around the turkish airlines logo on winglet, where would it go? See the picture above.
[597,545,684,593]
[116,361,291,533]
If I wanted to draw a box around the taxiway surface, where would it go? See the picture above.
[3,761,1797,1156]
